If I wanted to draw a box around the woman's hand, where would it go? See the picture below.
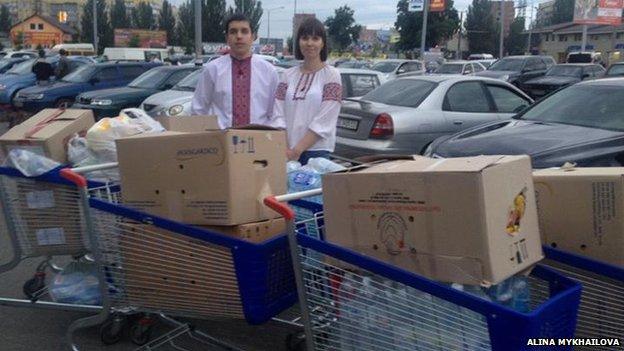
[286,148,302,161]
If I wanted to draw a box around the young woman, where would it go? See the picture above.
[274,18,342,164]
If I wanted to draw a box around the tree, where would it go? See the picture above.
[395,0,460,53]
[466,0,498,55]
[175,1,195,53]
[227,0,263,34]
[0,5,11,33]
[552,0,574,24]
[159,0,176,45]
[128,35,141,47]
[132,1,154,29]
[505,16,526,55]
[286,36,293,54]
[203,0,226,42]
[325,6,362,53]
[111,0,129,30]
[81,0,112,53]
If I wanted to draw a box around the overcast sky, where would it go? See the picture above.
[170,0,551,41]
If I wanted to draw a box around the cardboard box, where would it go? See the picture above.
[0,109,95,163]
[116,129,287,225]
[534,167,624,266]
[120,223,245,319]
[202,217,285,243]
[155,115,220,132]
[15,180,87,257]
[323,155,544,286]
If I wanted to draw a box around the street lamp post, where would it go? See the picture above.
[195,0,202,57]
[267,6,285,41]
[93,0,97,54]
[292,0,297,55]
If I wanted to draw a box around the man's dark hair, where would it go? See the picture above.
[295,18,328,61]
[225,13,252,34]
[59,49,68,56]
[38,49,45,58]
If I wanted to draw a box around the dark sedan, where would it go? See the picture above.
[425,78,624,168]
[73,65,199,119]
[520,63,605,99]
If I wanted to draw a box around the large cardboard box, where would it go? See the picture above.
[323,155,544,286]
[116,129,287,225]
[534,167,624,266]
[0,109,95,163]
[202,217,285,243]
[155,115,220,132]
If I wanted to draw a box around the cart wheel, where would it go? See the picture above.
[100,318,124,345]
[130,320,153,346]
[285,331,306,351]
[23,272,46,300]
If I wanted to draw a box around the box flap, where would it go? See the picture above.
[156,115,220,132]
[534,167,624,177]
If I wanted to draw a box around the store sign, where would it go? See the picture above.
[574,0,624,25]
[430,0,446,12]
[409,0,424,12]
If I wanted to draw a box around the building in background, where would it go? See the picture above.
[490,1,515,37]
[10,13,77,48]
[535,0,555,27]
[0,0,84,31]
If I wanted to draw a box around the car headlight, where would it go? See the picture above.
[26,94,44,100]
[168,105,184,116]
[0,84,6,90]
[91,99,113,106]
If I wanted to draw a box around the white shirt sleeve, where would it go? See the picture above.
[308,68,342,139]
[265,67,285,128]
[271,71,288,129]
[191,66,214,116]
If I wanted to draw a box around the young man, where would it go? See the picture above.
[191,14,282,128]
[55,49,70,79]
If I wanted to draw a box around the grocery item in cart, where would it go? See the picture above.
[201,217,286,243]
[117,128,287,225]
[534,167,624,266]
[323,155,544,285]
[0,109,95,163]
[5,149,61,177]
[49,259,101,305]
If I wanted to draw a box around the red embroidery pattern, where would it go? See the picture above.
[276,82,288,100]
[322,82,342,102]
[293,72,316,100]
[232,57,251,127]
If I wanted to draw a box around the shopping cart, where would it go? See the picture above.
[265,189,583,351]
[542,246,624,350]
[59,164,300,350]
[0,165,119,349]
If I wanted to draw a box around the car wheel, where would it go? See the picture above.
[55,99,73,108]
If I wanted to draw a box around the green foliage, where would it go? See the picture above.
[132,1,154,29]
[81,0,112,53]
[227,0,263,35]
[203,0,226,42]
[159,0,176,45]
[466,0,497,55]
[0,5,11,33]
[505,16,526,55]
[325,5,362,52]
[111,0,128,29]
[552,0,574,24]
[395,0,460,52]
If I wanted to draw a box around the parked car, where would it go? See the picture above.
[468,53,495,60]
[475,55,556,86]
[520,63,605,99]
[73,65,199,119]
[335,60,373,69]
[433,61,486,75]
[567,51,604,65]
[333,75,533,158]
[0,57,90,105]
[0,58,28,74]
[474,59,497,69]
[13,62,161,111]
[2,51,38,59]
[606,62,624,77]
[370,59,425,80]
[338,68,386,98]
[424,79,624,168]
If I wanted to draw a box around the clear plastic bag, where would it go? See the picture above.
[4,149,61,177]
[48,259,101,306]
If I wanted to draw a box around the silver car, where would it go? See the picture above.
[334,75,533,158]
[434,61,486,75]
[370,59,425,80]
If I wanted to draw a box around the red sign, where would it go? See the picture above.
[430,0,446,12]
[574,0,624,25]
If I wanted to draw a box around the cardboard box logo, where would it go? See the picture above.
[506,187,528,236]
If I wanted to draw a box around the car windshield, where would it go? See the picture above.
[61,65,97,83]
[489,58,524,71]
[435,64,463,74]
[173,70,200,91]
[567,53,592,63]
[607,64,624,76]
[361,79,436,107]
[129,68,165,88]
[546,66,582,77]
[0,59,15,71]
[519,85,624,131]
[6,59,35,75]
[371,61,401,73]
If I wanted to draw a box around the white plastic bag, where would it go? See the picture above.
[5,149,61,177]
[67,133,91,166]
[48,259,101,306]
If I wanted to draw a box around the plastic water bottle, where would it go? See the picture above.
[487,279,514,307]
[308,157,346,174]
[286,160,301,173]
[287,168,322,203]
[511,276,531,313]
